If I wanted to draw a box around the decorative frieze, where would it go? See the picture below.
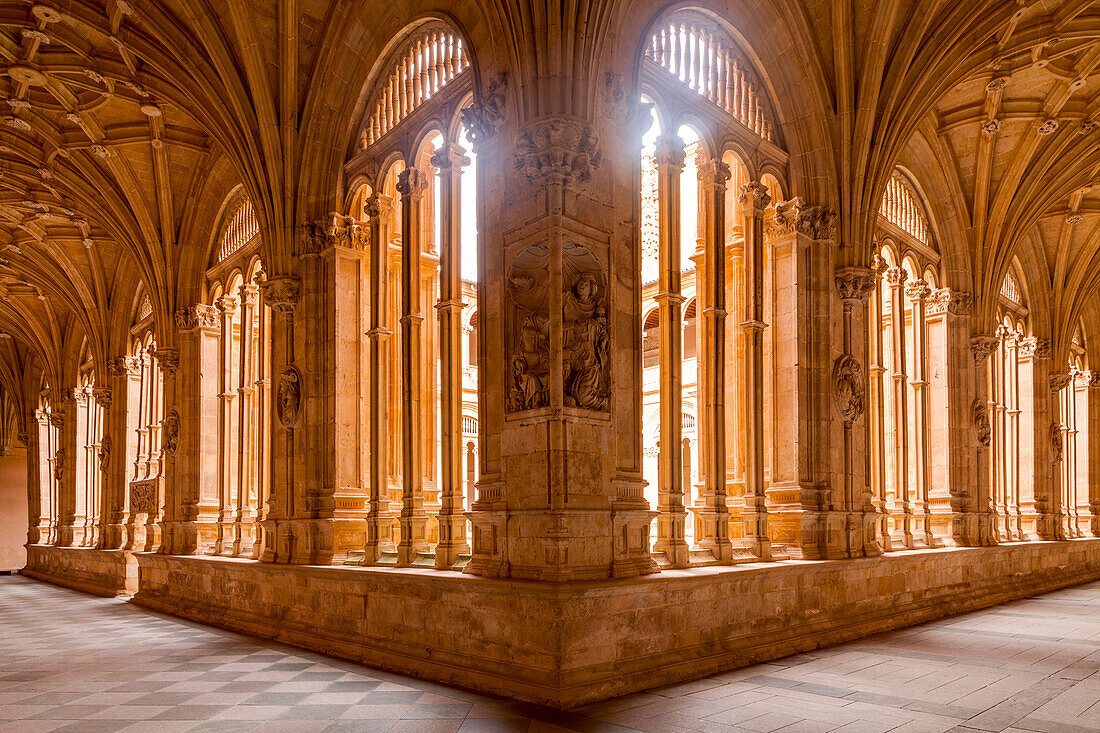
[513,117,601,185]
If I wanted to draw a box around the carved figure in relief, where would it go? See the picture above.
[53,447,64,482]
[832,355,865,424]
[562,245,611,411]
[277,366,302,426]
[162,411,180,456]
[99,434,111,471]
[972,399,991,447]
[506,244,551,412]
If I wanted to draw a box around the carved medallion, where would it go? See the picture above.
[832,355,865,425]
[562,243,610,412]
[506,244,551,412]
[276,366,302,426]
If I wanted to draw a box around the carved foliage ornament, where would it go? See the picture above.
[513,117,601,185]
[972,398,991,448]
[155,348,179,375]
[769,198,836,240]
[834,267,876,304]
[93,388,111,409]
[276,366,302,427]
[298,214,368,257]
[460,71,507,146]
[1049,371,1072,392]
[260,276,300,315]
[175,304,219,332]
[832,354,865,425]
[970,335,998,364]
[162,410,179,456]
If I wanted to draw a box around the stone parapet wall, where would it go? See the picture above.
[17,540,1079,706]
[22,545,138,597]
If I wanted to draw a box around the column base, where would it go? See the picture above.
[434,513,471,569]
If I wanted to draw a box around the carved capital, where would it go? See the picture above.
[459,72,507,146]
[514,117,601,185]
[1088,370,1100,389]
[396,167,429,199]
[653,133,686,170]
[1020,337,1051,359]
[430,142,470,171]
[696,158,731,191]
[298,213,369,257]
[738,181,771,210]
[884,267,907,288]
[767,198,835,241]
[155,348,179,375]
[260,276,300,315]
[834,267,876,304]
[904,280,932,302]
[93,388,111,409]
[215,295,238,316]
[970,335,999,364]
[1049,371,1072,392]
[947,290,972,315]
[175,304,220,332]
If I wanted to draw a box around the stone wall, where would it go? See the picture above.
[23,545,137,597]
[0,448,27,571]
[123,539,1100,707]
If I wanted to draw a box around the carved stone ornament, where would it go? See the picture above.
[459,71,507,146]
[1049,371,1072,392]
[738,181,771,210]
[106,356,128,376]
[155,348,179,375]
[1078,120,1097,135]
[396,167,429,199]
[1050,423,1063,463]
[769,198,836,240]
[93,388,111,409]
[834,267,876,304]
[885,267,907,288]
[562,243,610,412]
[162,410,180,456]
[260,276,300,315]
[276,366,302,427]
[98,434,110,471]
[129,480,156,514]
[53,447,64,482]
[832,355,865,424]
[905,280,932,302]
[970,335,999,364]
[948,291,973,315]
[1089,370,1100,388]
[506,243,551,412]
[429,142,471,172]
[49,413,63,430]
[986,77,1008,93]
[298,213,368,257]
[972,398,991,448]
[1067,214,1083,225]
[1020,337,1051,359]
[175,304,219,332]
[1037,119,1059,135]
[513,117,601,185]
[981,119,1001,136]
[697,158,731,190]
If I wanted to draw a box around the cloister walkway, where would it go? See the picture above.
[0,574,1097,733]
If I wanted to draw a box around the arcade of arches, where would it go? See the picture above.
[2,0,1100,709]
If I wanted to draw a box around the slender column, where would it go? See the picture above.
[234,284,258,556]
[1049,370,1072,539]
[364,196,397,562]
[1006,332,1022,539]
[1088,371,1100,537]
[885,267,913,548]
[396,166,430,565]
[252,295,271,558]
[652,133,689,567]
[906,280,935,547]
[694,157,733,562]
[214,295,239,554]
[54,389,77,546]
[72,389,90,546]
[92,388,111,548]
[148,347,175,554]
[432,143,472,569]
[29,409,51,544]
[868,257,890,550]
[739,181,771,559]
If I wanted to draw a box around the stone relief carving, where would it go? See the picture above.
[832,355,865,425]
[93,388,111,409]
[298,214,368,257]
[1050,372,1072,392]
[460,71,507,145]
[276,366,302,427]
[1019,337,1051,359]
[155,348,179,375]
[162,410,179,456]
[562,244,610,411]
[1050,423,1063,463]
[969,336,999,364]
[99,434,110,471]
[260,276,300,316]
[972,399,991,447]
[130,480,156,514]
[175,304,219,332]
[981,119,1001,136]
[506,243,551,412]
[54,447,64,482]
[514,118,601,185]
[770,198,836,240]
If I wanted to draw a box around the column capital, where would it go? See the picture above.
[884,266,908,288]
[513,117,602,185]
[1049,371,1072,392]
[396,166,430,198]
[696,157,731,191]
[969,335,999,364]
[904,280,932,303]
[298,214,368,256]
[430,142,471,171]
[259,276,300,315]
[768,197,835,239]
[106,356,141,377]
[737,181,771,210]
[458,71,507,147]
[1019,336,1051,360]
[239,284,258,307]
[652,132,686,170]
[155,347,179,375]
[93,388,111,409]
[175,304,220,333]
[216,295,239,316]
[835,266,876,304]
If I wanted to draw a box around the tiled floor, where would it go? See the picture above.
[1,576,1098,733]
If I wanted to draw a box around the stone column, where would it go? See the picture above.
[54,389,77,547]
[652,133,689,567]
[693,157,733,563]
[396,167,430,565]
[364,196,396,563]
[905,280,936,547]
[835,266,878,557]
[234,283,258,556]
[257,276,301,562]
[28,409,51,544]
[1049,370,1072,540]
[1088,371,1100,537]
[867,258,890,550]
[72,388,90,546]
[92,388,111,548]
[884,267,914,548]
[992,327,1008,540]
[970,335,999,545]
[102,359,132,549]
[1006,331,1022,539]
[739,181,771,559]
[214,295,239,555]
[432,142,472,569]
[151,347,177,554]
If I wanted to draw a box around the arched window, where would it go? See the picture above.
[880,170,930,245]
[639,8,785,564]
[216,198,259,264]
